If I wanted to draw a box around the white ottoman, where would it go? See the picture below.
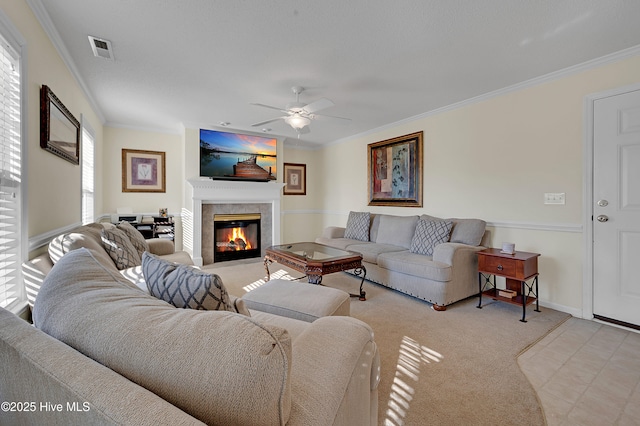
[242,279,350,322]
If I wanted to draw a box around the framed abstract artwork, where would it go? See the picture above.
[122,149,166,193]
[283,163,306,195]
[368,131,423,207]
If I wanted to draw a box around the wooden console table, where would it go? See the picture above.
[476,248,540,322]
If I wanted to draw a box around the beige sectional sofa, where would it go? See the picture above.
[1,222,379,426]
[316,212,487,310]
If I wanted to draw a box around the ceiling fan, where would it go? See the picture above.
[250,86,350,135]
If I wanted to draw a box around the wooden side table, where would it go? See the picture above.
[476,248,541,322]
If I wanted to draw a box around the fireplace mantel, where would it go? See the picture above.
[186,179,285,266]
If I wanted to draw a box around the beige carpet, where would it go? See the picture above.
[212,260,571,426]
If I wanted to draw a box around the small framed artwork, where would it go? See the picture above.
[368,131,423,207]
[122,149,166,193]
[283,163,306,195]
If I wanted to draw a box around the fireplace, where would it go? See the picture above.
[186,179,285,267]
[213,213,261,262]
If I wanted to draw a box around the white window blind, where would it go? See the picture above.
[0,33,22,309]
[81,118,95,224]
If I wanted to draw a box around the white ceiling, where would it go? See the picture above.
[32,0,640,147]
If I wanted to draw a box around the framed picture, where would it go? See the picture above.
[40,85,80,165]
[283,163,306,195]
[122,149,166,193]
[368,131,423,207]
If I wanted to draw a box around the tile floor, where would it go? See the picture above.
[518,317,640,425]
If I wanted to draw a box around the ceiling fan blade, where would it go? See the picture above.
[302,98,334,114]
[251,117,286,127]
[296,126,310,134]
[313,112,351,122]
[250,103,289,113]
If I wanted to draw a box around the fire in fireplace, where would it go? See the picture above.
[213,213,261,262]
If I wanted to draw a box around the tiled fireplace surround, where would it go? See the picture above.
[187,179,285,266]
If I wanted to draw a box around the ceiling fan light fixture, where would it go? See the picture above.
[285,113,311,130]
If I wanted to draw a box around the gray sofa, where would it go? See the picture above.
[22,221,194,305]
[2,222,379,426]
[316,213,487,310]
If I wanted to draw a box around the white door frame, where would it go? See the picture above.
[583,82,640,320]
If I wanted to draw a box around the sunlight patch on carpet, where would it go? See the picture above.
[242,269,295,292]
[385,336,443,426]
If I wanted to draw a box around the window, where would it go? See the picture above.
[81,117,95,224]
[0,30,23,310]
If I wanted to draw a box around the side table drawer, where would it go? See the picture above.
[479,255,517,277]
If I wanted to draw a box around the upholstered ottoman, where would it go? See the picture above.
[242,279,350,322]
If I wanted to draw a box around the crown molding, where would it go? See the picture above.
[26,0,106,124]
[104,121,183,136]
[330,44,640,148]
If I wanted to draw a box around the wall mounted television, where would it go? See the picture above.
[200,129,277,181]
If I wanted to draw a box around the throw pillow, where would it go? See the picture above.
[142,252,238,313]
[101,228,142,270]
[410,219,453,256]
[375,215,419,249]
[419,215,487,246]
[344,211,370,241]
[449,218,487,246]
[116,220,149,258]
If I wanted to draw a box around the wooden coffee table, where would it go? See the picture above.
[264,242,367,300]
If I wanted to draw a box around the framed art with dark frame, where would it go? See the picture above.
[122,149,166,193]
[283,163,306,195]
[368,131,423,207]
[40,85,80,165]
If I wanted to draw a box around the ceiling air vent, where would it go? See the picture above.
[88,35,114,60]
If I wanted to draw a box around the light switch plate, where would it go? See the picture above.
[544,193,565,205]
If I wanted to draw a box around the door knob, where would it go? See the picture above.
[597,215,609,222]
[597,199,609,207]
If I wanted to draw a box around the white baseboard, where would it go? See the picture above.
[538,299,583,318]
[28,221,83,252]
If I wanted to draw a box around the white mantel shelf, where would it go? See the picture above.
[186,178,285,266]
[188,178,285,202]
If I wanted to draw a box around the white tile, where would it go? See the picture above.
[519,317,640,425]
[537,389,573,425]
[541,369,590,404]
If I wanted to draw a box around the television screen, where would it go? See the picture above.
[200,129,277,181]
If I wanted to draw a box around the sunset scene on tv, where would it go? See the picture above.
[200,129,277,180]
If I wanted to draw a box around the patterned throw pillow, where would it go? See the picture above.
[410,219,453,256]
[344,211,370,241]
[142,252,237,313]
[101,228,143,269]
[116,221,149,258]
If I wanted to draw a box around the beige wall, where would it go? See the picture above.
[1,0,104,238]
[102,126,184,216]
[281,147,325,242]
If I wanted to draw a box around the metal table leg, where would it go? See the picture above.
[352,266,367,300]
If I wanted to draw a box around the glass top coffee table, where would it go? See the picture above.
[264,242,367,300]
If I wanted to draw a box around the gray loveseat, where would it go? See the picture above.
[2,223,379,425]
[316,212,487,310]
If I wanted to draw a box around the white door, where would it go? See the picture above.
[593,88,640,327]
